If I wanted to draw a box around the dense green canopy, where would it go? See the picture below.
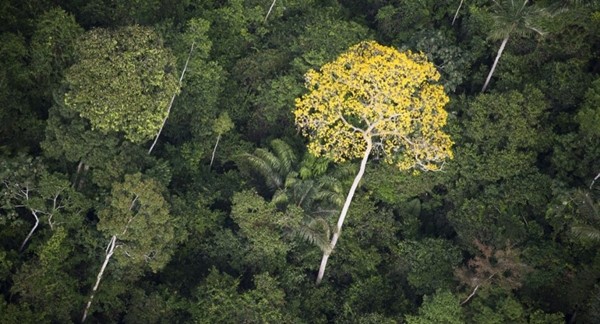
[1,0,600,322]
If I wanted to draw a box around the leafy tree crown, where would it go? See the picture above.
[64,26,180,143]
[294,40,453,171]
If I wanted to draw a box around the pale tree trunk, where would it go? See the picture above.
[72,160,84,187]
[460,272,496,306]
[316,139,373,284]
[148,42,195,154]
[19,210,39,252]
[590,172,600,189]
[264,0,277,23]
[452,0,464,25]
[82,235,117,323]
[482,35,510,92]
[209,134,221,169]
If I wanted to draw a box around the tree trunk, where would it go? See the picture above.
[264,0,277,23]
[82,235,117,323]
[452,0,464,25]
[482,35,509,92]
[72,160,84,187]
[19,210,39,252]
[209,134,221,169]
[316,138,373,284]
[148,42,195,154]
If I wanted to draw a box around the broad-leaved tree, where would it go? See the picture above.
[295,40,453,283]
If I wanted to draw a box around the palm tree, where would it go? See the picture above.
[481,0,547,92]
[243,140,344,252]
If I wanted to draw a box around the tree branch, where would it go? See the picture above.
[19,209,40,252]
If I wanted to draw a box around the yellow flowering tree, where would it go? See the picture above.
[294,40,453,284]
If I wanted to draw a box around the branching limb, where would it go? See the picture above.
[338,112,365,133]
[19,210,40,252]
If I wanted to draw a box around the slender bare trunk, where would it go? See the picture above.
[590,172,600,190]
[209,134,221,169]
[264,0,277,23]
[482,35,509,92]
[452,0,464,25]
[72,160,84,187]
[460,272,496,306]
[148,42,195,154]
[82,235,117,323]
[19,210,40,252]
[460,284,480,305]
[316,139,373,284]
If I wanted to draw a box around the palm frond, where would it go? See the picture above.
[316,175,345,207]
[243,151,283,190]
[291,179,317,210]
[572,225,600,242]
[294,217,331,251]
[271,189,289,208]
[574,190,600,223]
[488,0,547,40]
[570,189,600,243]
[270,139,297,176]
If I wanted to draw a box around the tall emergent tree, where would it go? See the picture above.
[481,0,546,92]
[294,40,453,284]
[82,173,174,322]
[64,25,180,143]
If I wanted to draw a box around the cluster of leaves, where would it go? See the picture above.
[295,40,453,171]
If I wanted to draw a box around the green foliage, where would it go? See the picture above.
[123,287,188,323]
[405,290,464,324]
[30,8,83,95]
[364,163,445,205]
[11,228,82,322]
[448,88,551,245]
[243,139,297,191]
[64,25,180,143]
[404,30,475,92]
[193,269,294,323]
[290,12,373,72]
[1,0,599,321]
[68,0,162,27]
[486,0,549,41]
[577,78,600,138]
[204,0,264,66]
[0,31,43,151]
[0,155,88,253]
[212,112,234,136]
[396,238,462,294]
[375,1,454,43]
[341,275,407,318]
[230,190,290,272]
[98,173,174,272]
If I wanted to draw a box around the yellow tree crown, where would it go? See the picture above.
[294,40,453,171]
